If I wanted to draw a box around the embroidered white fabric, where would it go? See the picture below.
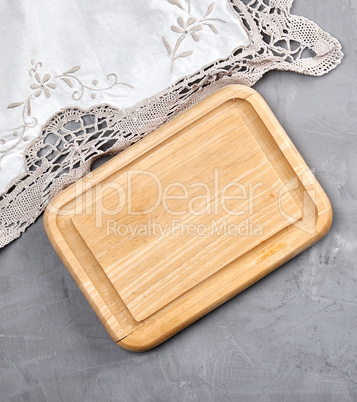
[0,0,342,248]
[0,0,250,190]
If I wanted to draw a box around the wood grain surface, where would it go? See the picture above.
[44,85,332,351]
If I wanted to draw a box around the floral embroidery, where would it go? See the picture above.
[55,65,133,101]
[1,60,133,169]
[30,72,57,99]
[163,1,226,71]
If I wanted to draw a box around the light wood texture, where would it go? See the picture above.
[44,85,332,351]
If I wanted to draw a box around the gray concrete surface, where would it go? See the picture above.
[0,1,356,401]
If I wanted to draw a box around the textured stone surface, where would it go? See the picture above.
[0,1,356,401]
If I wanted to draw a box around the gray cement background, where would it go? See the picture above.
[0,1,356,401]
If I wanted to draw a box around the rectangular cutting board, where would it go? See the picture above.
[44,85,332,351]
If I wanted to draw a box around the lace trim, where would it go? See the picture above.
[0,0,343,248]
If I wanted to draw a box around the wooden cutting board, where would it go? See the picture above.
[44,85,332,351]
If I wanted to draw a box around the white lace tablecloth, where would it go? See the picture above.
[0,0,343,247]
